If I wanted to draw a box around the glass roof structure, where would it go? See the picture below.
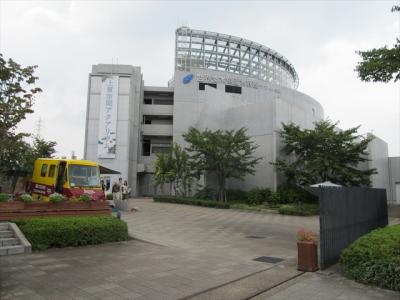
[175,27,299,90]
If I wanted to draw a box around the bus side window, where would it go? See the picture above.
[48,165,56,177]
[41,164,48,177]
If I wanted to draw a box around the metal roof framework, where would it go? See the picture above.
[175,27,299,90]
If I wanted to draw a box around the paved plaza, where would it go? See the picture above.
[0,198,398,299]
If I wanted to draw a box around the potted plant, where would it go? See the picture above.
[297,228,318,272]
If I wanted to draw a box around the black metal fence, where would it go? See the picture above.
[317,186,388,269]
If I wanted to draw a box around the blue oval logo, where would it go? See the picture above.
[182,74,193,84]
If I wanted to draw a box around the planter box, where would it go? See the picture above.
[24,202,109,211]
[297,241,318,272]
[0,201,111,221]
[0,201,24,211]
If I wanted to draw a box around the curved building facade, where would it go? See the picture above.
[84,27,325,195]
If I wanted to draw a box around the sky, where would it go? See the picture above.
[1,0,399,157]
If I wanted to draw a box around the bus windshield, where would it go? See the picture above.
[68,165,100,188]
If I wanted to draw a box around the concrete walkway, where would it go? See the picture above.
[252,270,399,300]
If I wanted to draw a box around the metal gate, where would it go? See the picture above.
[317,186,388,269]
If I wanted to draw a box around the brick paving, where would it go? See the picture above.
[1,198,316,299]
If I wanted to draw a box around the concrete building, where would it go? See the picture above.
[84,27,399,203]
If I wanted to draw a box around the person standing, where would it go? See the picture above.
[122,180,129,199]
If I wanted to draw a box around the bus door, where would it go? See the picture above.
[55,161,66,193]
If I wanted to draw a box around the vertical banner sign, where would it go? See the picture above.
[98,76,119,158]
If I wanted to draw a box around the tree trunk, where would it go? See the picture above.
[217,173,226,203]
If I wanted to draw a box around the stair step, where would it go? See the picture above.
[0,245,25,256]
[0,231,13,238]
[0,238,20,246]
[0,223,8,231]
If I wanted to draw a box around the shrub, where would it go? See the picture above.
[277,183,317,204]
[193,187,218,200]
[269,192,281,205]
[106,193,113,200]
[15,216,128,251]
[20,194,34,203]
[79,194,91,202]
[0,193,10,202]
[49,193,64,203]
[340,225,400,291]
[153,196,230,209]
[247,188,271,205]
[225,189,248,203]
[278,203,319,216]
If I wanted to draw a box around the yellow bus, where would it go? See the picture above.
[30,158,105,202]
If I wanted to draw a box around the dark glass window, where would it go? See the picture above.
[144,98,152,104]
[225,85,242,94]
[41,164,48,177]
[48,165,56,177]
[199,82,217,90]
[152,146,171,154]
[142,139,151,156]
[153,99,173,105]
[143,116,151,124]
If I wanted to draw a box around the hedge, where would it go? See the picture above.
[340,224,400,291]
[15,216,128,251]
[278,203,319,216]
[153,196,230,209]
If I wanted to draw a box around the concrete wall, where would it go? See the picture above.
[366,134,390,198]
[389,157,400,204]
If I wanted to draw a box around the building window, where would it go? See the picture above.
[48,165,56,177]
[142,139,151,156]
[153,99,174,105]
[151,146,171,154]
[143,116,152,124]
[41,164,48,177]
[144,98,152,104]
[199,82,217,90]
[225,85,242,94]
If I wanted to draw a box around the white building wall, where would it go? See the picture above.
[84,64,142,195]
[173,68,324,191]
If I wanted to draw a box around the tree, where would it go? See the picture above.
[153,143,196,196]
[32,136,57,159]
[22,136,57,174]
[0,53,42,175]
[274,120,377,187]
[183,127,261,202]
[355,6,400,82]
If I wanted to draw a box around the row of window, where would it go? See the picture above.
[198,82,242,94]
[40,164,56,178]
[144,98,174,105]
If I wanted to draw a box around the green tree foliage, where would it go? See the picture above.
[355,6,400,82]
[183,127,261,202]
[23,136,58,174]
[153,143,196,196]
[32,136,57,159]
[274,120,377,187]
[0,53,42,175]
